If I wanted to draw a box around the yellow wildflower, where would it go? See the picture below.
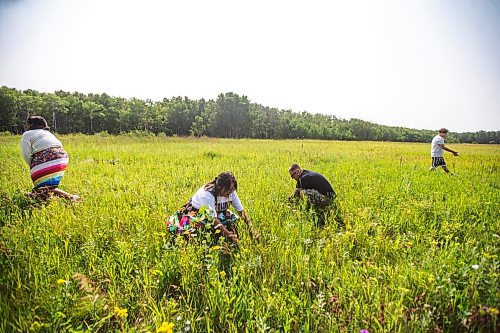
[114,306,128,318]
[30,321,42,331]
[483,252,496,259]
[219,271,226,278]
[56,279,66,285]
[157,321,175,333]
[398,287,410,293]
[160,232,166,238]
[30,320,50,331]
[489,307,499,315]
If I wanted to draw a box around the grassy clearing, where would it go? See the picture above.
[0,134,499,332]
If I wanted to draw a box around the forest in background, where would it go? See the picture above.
[1,86,498,143]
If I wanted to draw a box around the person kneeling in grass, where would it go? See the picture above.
[288,163,339,227]
[429,128,459,175]
[21,116,80,201]
[168,171,259,244]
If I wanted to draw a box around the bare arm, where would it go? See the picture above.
[439,144,459,156]
[230,192,260,240]
[238,209,261,240]
[289,188,300,201]
[213,218,239,243]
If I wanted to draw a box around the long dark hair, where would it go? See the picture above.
[204,172,238,195]
[25,116,49,130]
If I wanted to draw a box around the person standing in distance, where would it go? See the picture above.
[430,128,459,174]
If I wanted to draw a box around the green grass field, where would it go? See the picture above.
[0,134,499,332]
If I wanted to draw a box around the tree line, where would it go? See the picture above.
[0,86,498,143]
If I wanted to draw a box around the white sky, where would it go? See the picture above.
[0,0,499,132]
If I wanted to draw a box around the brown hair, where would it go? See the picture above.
[288,163,301,173]
[204,171,238,194]
[26,116,49,130]
[438,128,449,134]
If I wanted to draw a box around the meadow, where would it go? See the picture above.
[0,133,498,332]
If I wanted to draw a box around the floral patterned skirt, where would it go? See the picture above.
[167,204,238,239]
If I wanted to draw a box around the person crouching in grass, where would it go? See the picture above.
[21,116,80,201]
[288,163,340,227]
[168,171,259,244]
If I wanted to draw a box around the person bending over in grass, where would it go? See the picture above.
[288,163,338,226]
[168,171,259,243]
[429,128,459,175]
[21,116,80,201]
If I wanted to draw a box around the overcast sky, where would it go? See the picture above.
[0,0,499,132]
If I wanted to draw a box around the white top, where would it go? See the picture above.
[21,129,63,165]
[431,135,445,157]
[191,186,244,217]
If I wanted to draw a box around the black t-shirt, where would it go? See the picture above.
[296,170,335,196]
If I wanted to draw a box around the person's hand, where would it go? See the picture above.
[288,194,299,204]
[227,232,239,243]
[453,151,459,156]
[251,228,261,240]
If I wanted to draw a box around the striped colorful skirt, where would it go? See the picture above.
[30,147,69,189]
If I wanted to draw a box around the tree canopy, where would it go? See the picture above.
[1,86,498,143]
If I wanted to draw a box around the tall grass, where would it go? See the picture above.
[0,135,498,332]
